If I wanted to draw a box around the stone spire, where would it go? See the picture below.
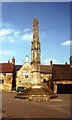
[31,18,41,85]
[31,18,40,63]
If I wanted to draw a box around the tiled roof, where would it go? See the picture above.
[15,65,22,71]
[40,65,52,74]
[53,64,72,80]
[15,64,52,74]
[0,63,14,73]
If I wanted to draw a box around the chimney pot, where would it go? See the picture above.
[50,60,52,65]
[26,55,29,62]
[12,56,15,65]
[8,60,10,63]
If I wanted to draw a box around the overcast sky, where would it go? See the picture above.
[0,2,71,65]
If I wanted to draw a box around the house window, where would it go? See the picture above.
[24,72,29,78]
[3,73,6,76]
[19,81,21,83]
[25,74,29,78]
[0,80,4,84]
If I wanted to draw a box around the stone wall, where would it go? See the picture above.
[0,73,13,91]
[16,62,31,89]
[40,73,52,83]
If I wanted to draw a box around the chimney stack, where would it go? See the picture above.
[50,60,53,65]
[70,56,72,67]
[26,55,29,63]
[8,60,10,63]
[12,56,15,65]
[65,62,67,65]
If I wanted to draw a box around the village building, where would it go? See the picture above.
[16,55,31,89]
[53,57,72,93]
[0,57,15,91]
[0,19,72,93]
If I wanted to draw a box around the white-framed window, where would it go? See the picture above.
[0,80,4,84]
[25,74,28,78]
[24,72,29,78]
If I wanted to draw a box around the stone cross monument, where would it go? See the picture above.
[31,18,41,86]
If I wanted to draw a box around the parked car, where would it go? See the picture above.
[16,86,26,93]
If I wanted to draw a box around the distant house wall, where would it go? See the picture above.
[0,73,5,90]
[0,73,13,91]
[53,80,72,94]
[16,62,31,89]
[40,73,52,83]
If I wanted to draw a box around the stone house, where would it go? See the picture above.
[0,57,15,91]
[16,56,31,89]
[52,56,72,93]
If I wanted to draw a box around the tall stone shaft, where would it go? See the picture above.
[31,18,41,85]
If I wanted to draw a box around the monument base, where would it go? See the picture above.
[28,85,57,101]
[31,85,42,89]
[15,84,58,102]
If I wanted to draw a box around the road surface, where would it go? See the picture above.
[1,91,71,118]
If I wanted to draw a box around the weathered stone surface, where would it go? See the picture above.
[0,73,12,91]
[16,57,31,88]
